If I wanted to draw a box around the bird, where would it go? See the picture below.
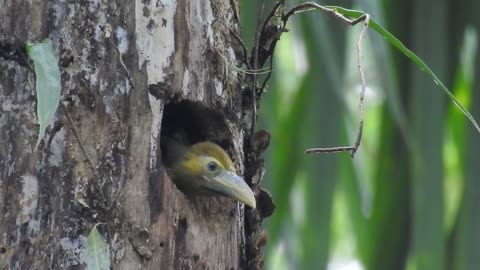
[162,138,256,208]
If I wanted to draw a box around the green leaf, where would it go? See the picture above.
[87,225,111,270]
[26,38,61,150]
[444,27,477,236]
[325,6,480,135]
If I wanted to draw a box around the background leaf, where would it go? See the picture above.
[238,1,480,269]
[326,6,480,135]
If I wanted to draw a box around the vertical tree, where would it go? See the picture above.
[0,1,270,268]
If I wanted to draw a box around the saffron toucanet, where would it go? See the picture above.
[162,138,256,208]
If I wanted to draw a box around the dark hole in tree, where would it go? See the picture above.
[153,99,236,219]
[160,100,232,149]
[160,100,242,214]
[160,99,233,183]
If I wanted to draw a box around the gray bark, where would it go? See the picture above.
[0,0,270,269]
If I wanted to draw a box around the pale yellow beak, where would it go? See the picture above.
[207,171,256,208]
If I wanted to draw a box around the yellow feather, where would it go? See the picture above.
[186,142,236,172]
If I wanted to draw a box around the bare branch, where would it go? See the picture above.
[250,0,267,132]
[260,1,284,34]
[254,2,372,157]
[281,2,371,157]
[229,28,253,71]
[259,52,275,95]
[283,2,366,27]
[305,146,355,154]
[350,14,370,157]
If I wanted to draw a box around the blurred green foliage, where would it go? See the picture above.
[239,0,480,269]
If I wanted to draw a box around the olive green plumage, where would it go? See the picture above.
[162,138,256,208]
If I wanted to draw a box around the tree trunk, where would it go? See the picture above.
[0,1,270,269]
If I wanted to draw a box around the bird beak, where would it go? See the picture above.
[207,171,256,208]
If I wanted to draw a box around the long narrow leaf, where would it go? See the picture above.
[26,38,61,150]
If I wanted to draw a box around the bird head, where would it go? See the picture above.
[166,141,256,208]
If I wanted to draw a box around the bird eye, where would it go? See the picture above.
[207,162,218,172]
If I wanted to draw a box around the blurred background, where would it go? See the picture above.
[240,0,480,270]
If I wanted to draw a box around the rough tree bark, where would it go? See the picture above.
[0,1,272,269]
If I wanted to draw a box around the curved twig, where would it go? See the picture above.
[350,14,370,157]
